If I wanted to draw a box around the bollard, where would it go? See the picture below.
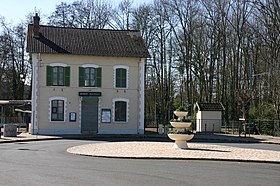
[158,124,164,135]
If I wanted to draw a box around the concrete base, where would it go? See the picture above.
[168,134,194,149]
[173,140,189,149]
[3,124,17,137]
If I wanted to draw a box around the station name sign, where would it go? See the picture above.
[79,92,102,97]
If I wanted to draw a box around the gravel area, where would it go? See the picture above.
[67,142,280,163]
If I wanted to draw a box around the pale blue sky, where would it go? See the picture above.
[0,0,152,25]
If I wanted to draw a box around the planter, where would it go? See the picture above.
[168,110,194,149]
[174,111,188,118]
[170,122,192,128]
[168,134,194,149]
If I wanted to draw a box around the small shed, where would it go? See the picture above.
[195,102,225,132]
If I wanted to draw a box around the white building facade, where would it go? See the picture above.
[27,14,149,135]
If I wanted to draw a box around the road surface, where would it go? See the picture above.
[0,139,279,186]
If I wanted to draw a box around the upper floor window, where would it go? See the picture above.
[79,66,102,87]
[46,64,70,86]
[114,65,128,88]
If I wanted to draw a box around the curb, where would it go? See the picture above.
[1,134,280,145]
[69,152,280,164]
[0,137,62,144]
[194,137,280,145]
[44,133,280,144]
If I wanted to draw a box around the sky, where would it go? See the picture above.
[0,0,152,25]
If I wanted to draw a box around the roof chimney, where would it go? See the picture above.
[33,13,40,39]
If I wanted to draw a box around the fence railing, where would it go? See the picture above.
[195,119,222,133]
[222,120,280,136]
[145,118,280,136]
[221,121,241,134]
[0,117,28,131]
[0,117,23,124]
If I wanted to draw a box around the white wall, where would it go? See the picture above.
[32,53,143,135]
[196,111,222,132]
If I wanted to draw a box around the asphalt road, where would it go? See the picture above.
[0,139,279,186]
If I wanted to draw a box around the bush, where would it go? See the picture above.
[249,102,277,120]
[176,106,186,111]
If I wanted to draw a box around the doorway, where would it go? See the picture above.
[81,96,99,133]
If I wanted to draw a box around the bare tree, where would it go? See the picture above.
[0,18,30,99]
[48,0,112,29]
[111,0,134,29]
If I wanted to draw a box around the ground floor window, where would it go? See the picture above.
[51,100,64,121]
[113,98,129,122]
[49,97,67,122]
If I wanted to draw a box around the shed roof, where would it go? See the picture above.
[195,102,225,111]
[26,24,150,58]
[0,100,31,106]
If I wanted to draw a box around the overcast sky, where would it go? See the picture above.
[0,0,152,25]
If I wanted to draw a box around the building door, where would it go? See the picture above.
[81,96,98,133]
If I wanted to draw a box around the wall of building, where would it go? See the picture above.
[32,53,142,134]
[196,111,222,132]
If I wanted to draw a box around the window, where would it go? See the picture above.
[113,99,129,122]
[114,65,128,88]
[46,65,70,86]
[49,97,67,122]
[79,67,102,87]
[51,100,64,121]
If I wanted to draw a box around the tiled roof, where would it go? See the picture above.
[26,25,149,58]
[196,103,225,111]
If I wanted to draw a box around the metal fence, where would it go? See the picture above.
[253,120,280,136]
[0,116,27,130]
[0,116,23,124]
[145,117,280,136]
[221,121,241,134]
[195,119,222,133]
[222,120,280,136]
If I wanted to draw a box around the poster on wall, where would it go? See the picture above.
[69,112,76,122]
[101,109,111,123]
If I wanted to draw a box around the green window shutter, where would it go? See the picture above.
[96,67,102,87]
[46,66,53,86]
[116,68,126,88]
[116,69,121,87]
[64,66,70,86]
[121,69,127,88]
[79,67,85,87]
[115,101,127,122]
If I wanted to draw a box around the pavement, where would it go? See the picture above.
[1,132,280,163]
[0,132,61,143]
